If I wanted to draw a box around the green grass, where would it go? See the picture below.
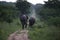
[28,20,60,40]
[0,19,21,40]
[0,19,60,40]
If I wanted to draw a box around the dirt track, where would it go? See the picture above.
[7,30,29,40]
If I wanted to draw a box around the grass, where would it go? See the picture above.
[0,19,21,40]
[28,20,60,40]
[0,18,60,40]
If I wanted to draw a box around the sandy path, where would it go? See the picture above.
[7,30,29,40]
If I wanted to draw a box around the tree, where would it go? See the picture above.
[44,0,60,8]
[0,1,19,23]
[16,1,31,15]
[37,0,60,27]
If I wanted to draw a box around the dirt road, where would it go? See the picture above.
[7,30,29,40]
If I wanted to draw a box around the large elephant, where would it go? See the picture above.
[20,15,28,29]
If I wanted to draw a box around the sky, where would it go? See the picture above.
[0,0,48,4]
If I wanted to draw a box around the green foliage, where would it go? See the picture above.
[0,1,19,23]
[44,0,60,8]
[47,17,60,26]
[0,19,21,40]
[39,8,60,17]
[16,1,31,14]
[28,23,60,40]
[38,1,60,26]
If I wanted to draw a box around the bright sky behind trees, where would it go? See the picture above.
[0,0,48,4]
